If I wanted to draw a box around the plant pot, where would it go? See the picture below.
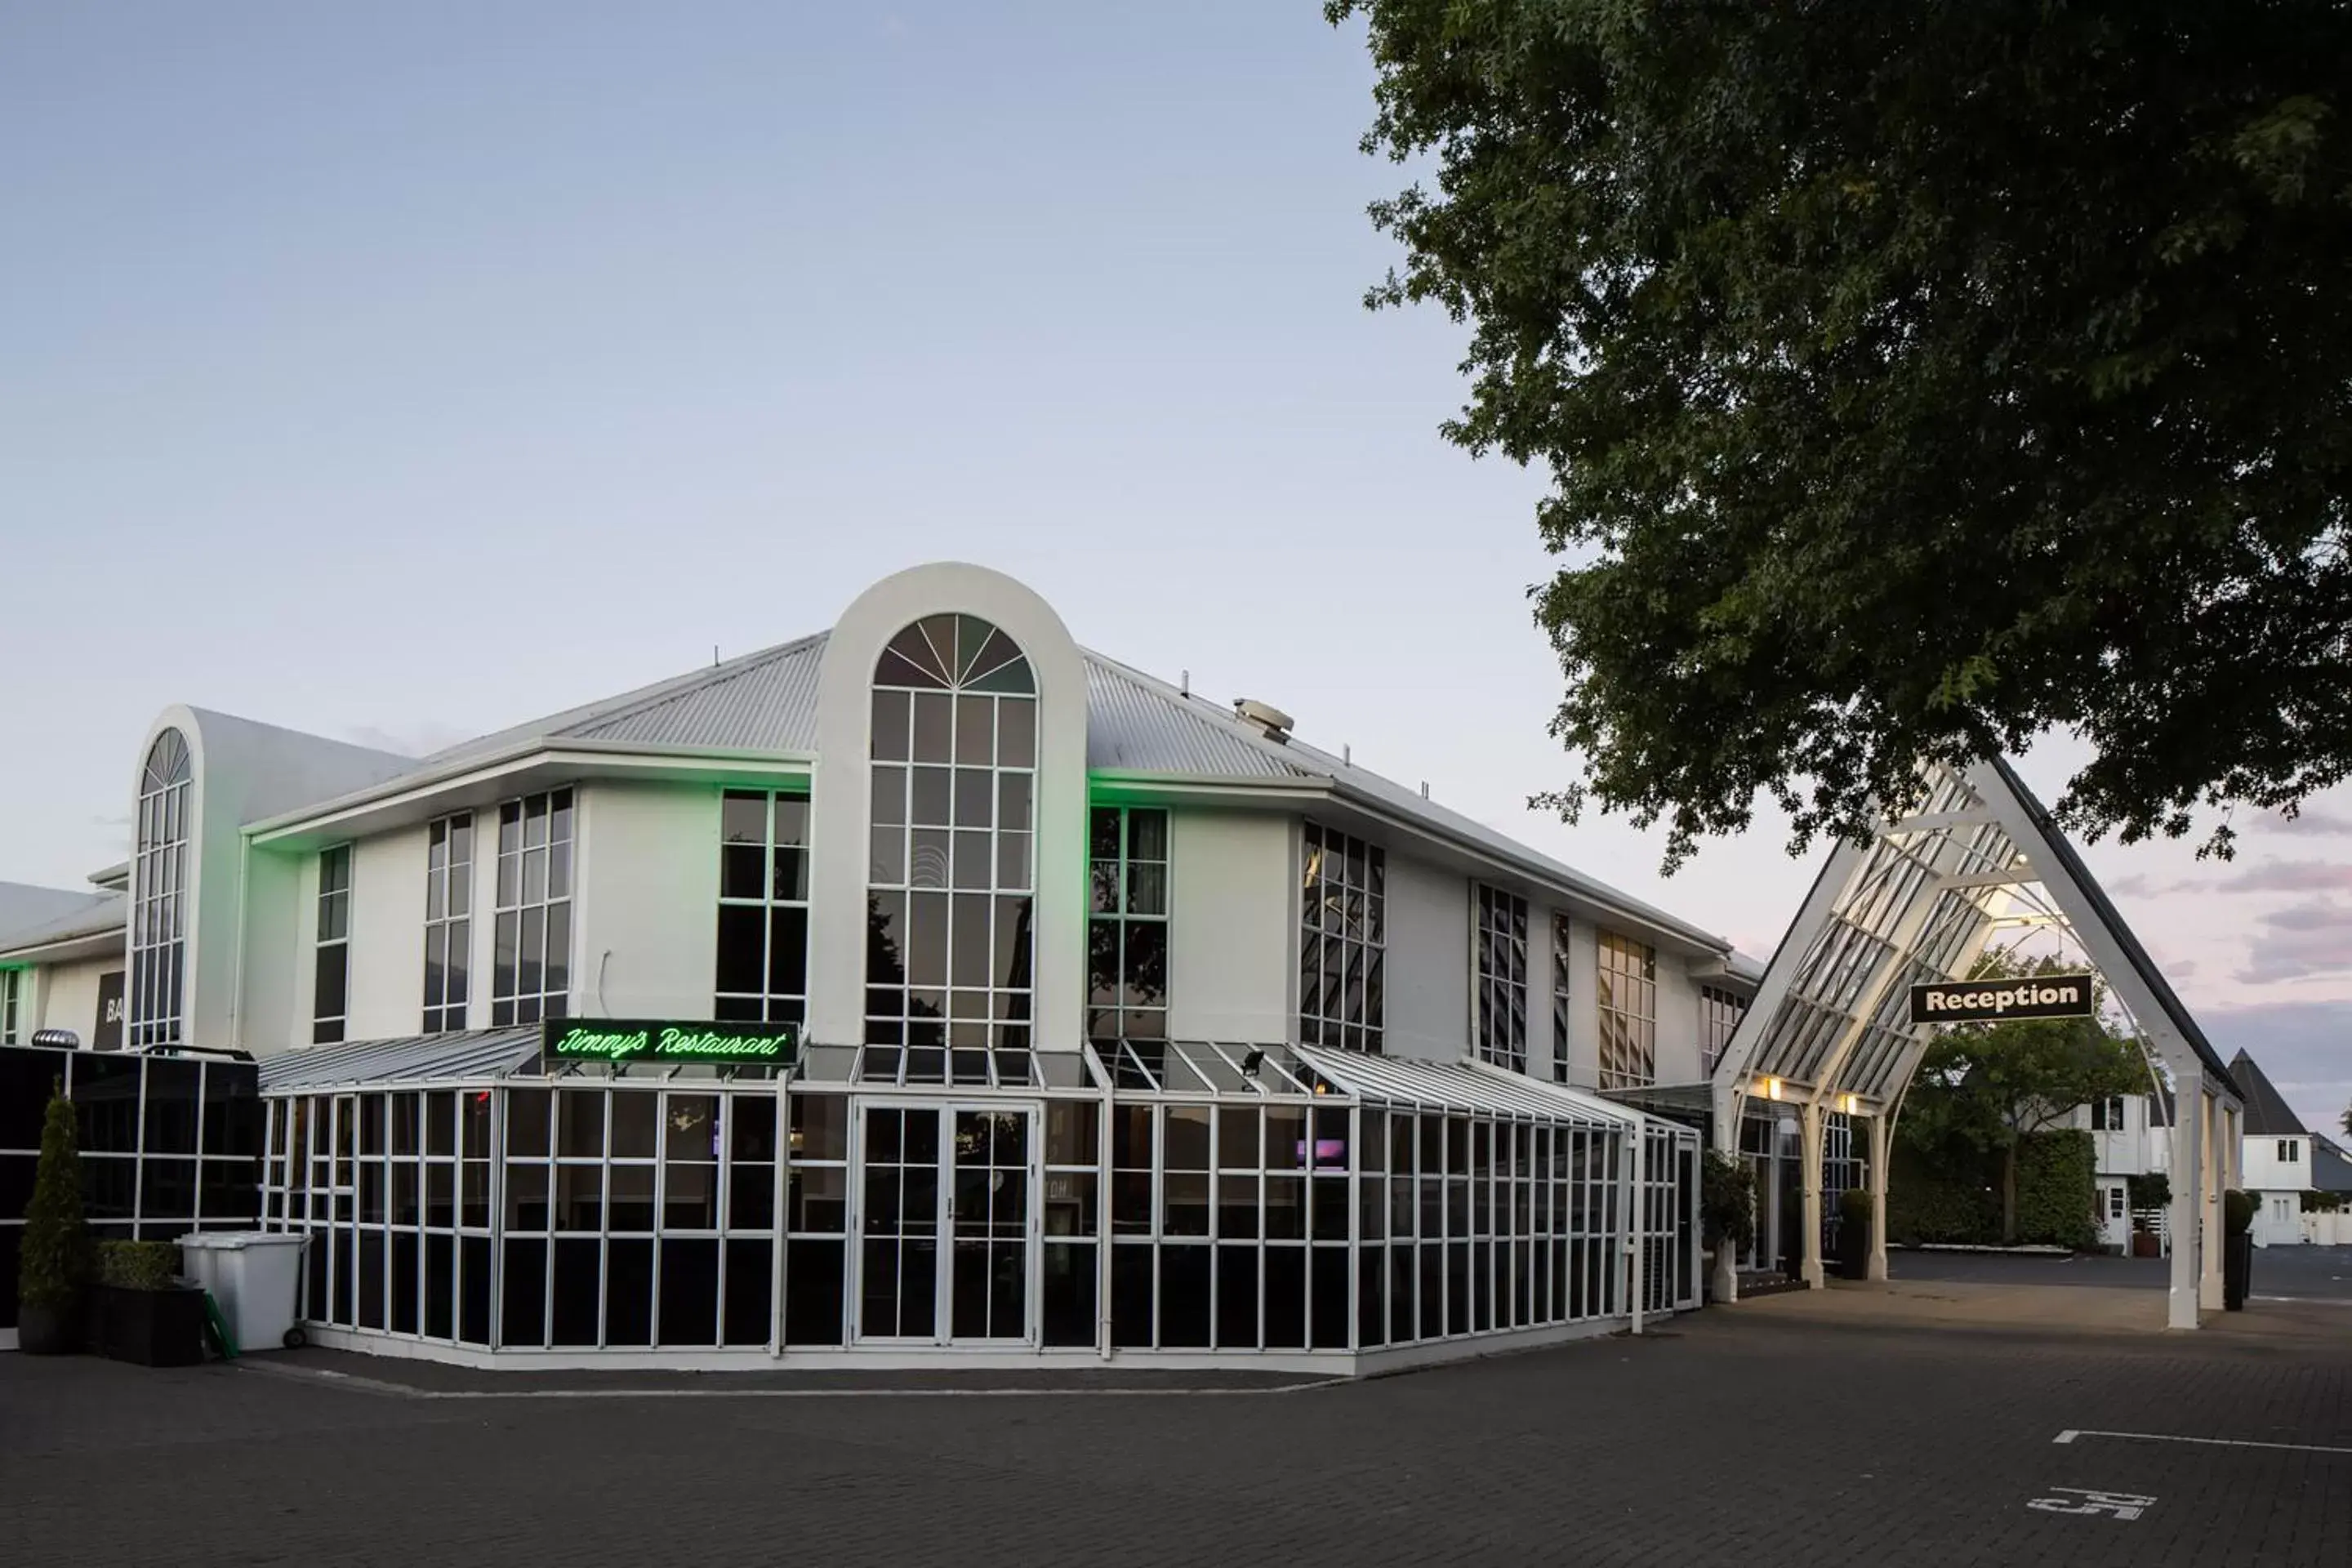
[94,1283,208,1367]
[16,1295,84,1356]
[2223,1232,2254,1312]
[2131,1231,2160,1258]
[1837,1217,1873,1279]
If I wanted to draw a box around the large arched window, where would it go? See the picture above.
[131,728,192,1049]
[865,615,1037,1063]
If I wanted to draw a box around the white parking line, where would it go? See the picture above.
[2055,1428,2352,1455]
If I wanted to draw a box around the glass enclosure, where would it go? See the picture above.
[256,1036,1699,1362]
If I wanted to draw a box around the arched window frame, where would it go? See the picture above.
[131,728,193,1049]
[863,614,1039,1067]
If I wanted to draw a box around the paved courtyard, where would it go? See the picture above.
[3,1298,2346,1568]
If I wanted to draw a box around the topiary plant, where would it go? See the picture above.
[19,1080,90,1315]
[1699,1149,1755,1253]
[1838,1186,1875,1223]
[2225,1188,2258,1236]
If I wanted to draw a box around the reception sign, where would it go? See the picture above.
[1908,976,2095,1025]
[542,1018,798,1066]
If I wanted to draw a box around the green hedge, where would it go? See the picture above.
[2012,1129,2098,1250]
[1886,1145,1998,1245]
[1888,1129,2099,1250]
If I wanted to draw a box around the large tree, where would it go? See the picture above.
[1330,1,2352,868]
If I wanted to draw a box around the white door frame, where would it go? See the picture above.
[851,1098,1043,1348]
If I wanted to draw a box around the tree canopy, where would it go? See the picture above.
[1330,0,2352,868]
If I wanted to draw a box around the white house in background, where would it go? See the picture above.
[2231,1048,2323,1247]
[2065,1087,2173,1253]
[0,872,131,1051]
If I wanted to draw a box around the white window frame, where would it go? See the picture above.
[1472,884,1529,1075]
[491,787,575,1027]
[715,788,812,1026]
[313,844,352,1045]
[423,812,474,1032]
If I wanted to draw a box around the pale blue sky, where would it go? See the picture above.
[3,3,2345,1125]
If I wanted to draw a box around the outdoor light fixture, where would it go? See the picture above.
[1240,1048,1264,1077]
[1837,1092,1859,1115]
[1757,1075,1783,1101]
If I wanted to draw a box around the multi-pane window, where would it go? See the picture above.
[2279,1139,2300,1164]
[492,788,573,1027]
[1472,885,1528,1074]
[865,614,1037,1049]
[1595,931,1657,1090]
[131,727,192,1049]
[715,790,811,1025]
[1,968,20,1045]
[1088,806,1169,1042]
[423,813,474,1032]
[1550,913,1572,1082]
[2089,1094,2125,1132]
[1299,822,1384,1052]
[312,845,352,1045]
[1699,984,1748,1076]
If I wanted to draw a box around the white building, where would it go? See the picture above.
[2,562,1760,1369]
[2230,1049,2342,1247]
[2065,1089,2173,1253]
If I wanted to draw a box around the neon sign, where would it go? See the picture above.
[541,1018,799,1066]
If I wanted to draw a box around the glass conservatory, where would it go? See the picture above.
[257,1031,1699,1370]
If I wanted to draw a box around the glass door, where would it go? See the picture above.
[857,1103,1037,1346]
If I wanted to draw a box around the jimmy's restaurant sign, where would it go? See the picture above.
[542,1018,799,1066]
[1908,977,2095,1026]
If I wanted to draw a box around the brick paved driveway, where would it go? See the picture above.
[4,1309,2346,1568]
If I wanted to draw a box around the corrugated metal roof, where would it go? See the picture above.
[0,891,127,957]
[1083,657,1310,778]
[258,1028,541,1093]
[1294,1045,1634,1127]
[570,637,825,751]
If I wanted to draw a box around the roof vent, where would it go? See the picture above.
[1233,697,1294,742]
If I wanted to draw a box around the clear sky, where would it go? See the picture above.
[4,2,2345,1129]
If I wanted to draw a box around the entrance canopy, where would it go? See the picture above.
[1707,757,2242,1327]
[1713,758,2239,1126]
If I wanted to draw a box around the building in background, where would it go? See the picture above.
[2232,1049,2325,1247]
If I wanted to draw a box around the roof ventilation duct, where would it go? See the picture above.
[1233,698,1294,743]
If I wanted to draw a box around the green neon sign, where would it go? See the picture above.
[541,1018,798,1066]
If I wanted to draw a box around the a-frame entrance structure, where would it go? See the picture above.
[1708,758,2243,1330]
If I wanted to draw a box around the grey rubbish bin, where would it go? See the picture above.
[179,1232,310,1352]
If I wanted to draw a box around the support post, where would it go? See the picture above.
[1627,1127,1646,1334]
[2200,1089,2224,1311]
[1799,1102,1826,1289]
[1867,1112,1891,1282]
[2167,1069,2203,1329]
[1710,1084,1743,1306]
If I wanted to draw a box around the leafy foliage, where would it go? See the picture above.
[1330,1,2352,866]
[2013,1130,2098,1250]
[1699,1148,1755,1252]
[1885,1145,1998,1246]
[96,1241,181,1293]
[19,1083,89,1310]
[2225,1189,2259,1236]
[2126,1171,2172,1213]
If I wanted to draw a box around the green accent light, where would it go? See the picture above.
[542,1018,798,1066]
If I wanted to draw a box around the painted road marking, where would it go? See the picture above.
[2028,1486,2154,1521]
[2056,1428,2352,1456]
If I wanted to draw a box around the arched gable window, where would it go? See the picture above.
[865,615,1037,1062]
[131,728,192,1049]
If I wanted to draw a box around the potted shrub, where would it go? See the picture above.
[2222,1189,2256,1311]
[2126,1173,2170,1258]
[16,1080,90,1355]
[1837,1187,1874,1279]
[92,1241,207,1367]
[1699,1151,1756,1254]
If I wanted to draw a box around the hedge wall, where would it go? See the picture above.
[1887,1129,2100,1250]
[2013,1129,2099,1250]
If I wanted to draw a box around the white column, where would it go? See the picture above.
[1627,1126,1646,1334]
[2167,1070,2203,1329]
[2200,1090,2224,1310]
[1799,1102,1826,1289]
[1867,1113,1891,1282]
